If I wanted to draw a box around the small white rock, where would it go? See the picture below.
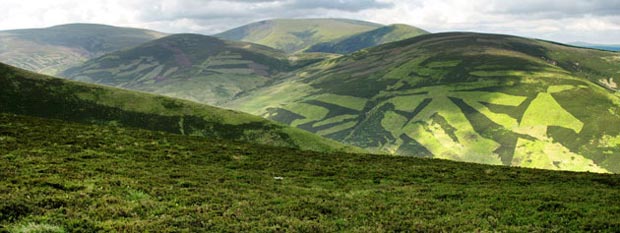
[273,176,284,180]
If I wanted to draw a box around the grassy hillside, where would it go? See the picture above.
[0,63,359,153]
[215,18,382,53]
[228,32,620,173]
[0,23,166,75]
[1,113,619,231]
[61,34,334,105]
[306,24,428,54]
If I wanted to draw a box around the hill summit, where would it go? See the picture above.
[216,18,383,53]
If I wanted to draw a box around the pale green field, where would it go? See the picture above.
[230,81,315,115]
[285,103,329,127]
[519,92,583,138]
[513,138,608,173]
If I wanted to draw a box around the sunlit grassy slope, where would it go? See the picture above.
[228,32,620,173]
[215,18,382,53]
[0,63,359,153]
[1,113,619,231]
[306,24,429,54]
[61,34,335,105]
[0,24,166,75]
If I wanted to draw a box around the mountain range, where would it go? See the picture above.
[2,17,620,231]
[61,33,330,105]
[2,19,620,174]
[227,32,620,173]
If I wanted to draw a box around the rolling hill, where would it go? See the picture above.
[227,32,620,173]
[571,42,620,52]
[0,62,360,153]
[61,34,336,105]
[306,24,428,54]
[1,113,619,231]
[0,23,166,75]
[215,18,382,53]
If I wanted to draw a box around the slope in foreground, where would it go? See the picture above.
[1,113,619,231]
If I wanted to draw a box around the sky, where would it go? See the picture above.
[1,0,619,44]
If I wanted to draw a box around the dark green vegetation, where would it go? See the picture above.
[62,34,335,105]
[306,24,428,54]
[0,24,166,75]
[0,63,359,153]
[5,20,620,174]
[215,18,383,53]
[228,32,620,173]
[1,113,620,231]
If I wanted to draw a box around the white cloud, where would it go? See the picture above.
[0,0,618,44]
[361,0,620,43]
[0,0,143,30]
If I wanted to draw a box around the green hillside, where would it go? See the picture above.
[1,113,619,231]
[227,32,620,173]
[215,18,382,53]
[0,63,359,153]
[62,34,335,105]
[306,24,428,54]
[0,23,166,75]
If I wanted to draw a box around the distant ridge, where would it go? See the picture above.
[570,41,620,52]
[61,33,336,105]
[306,24,428,54]
[0,23,166,75]
[216,18,382,53]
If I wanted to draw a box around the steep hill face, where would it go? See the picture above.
[0,23,166,75]
[61,34,332,105]
[215,18,382,53]
[306,24,428,54]
[227,32,620,173]
[0,62,360,153]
